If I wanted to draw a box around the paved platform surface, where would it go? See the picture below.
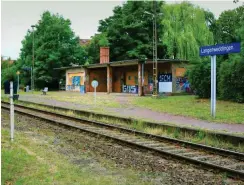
[18,94,244,134]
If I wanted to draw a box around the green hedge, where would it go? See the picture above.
[219,59,244,103]
[188,58,244,103]
[188,60,211,98]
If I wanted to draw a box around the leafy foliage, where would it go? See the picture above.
[215,6,244,44]
[188,5,244,102]
[1,59,19,87]
[161,2,214,61]
[219,58,244,103]
[188,59,211,98]
[1,67,17,85]
[86,33,109,64]
[19,11,87,89]
[96,1,165,61]
[236,6,244,58]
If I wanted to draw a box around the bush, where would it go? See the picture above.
[188,60,211,98]
[219,59,244,103]
[1,67,17,88]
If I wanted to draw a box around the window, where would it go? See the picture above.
[134,76,138,84]
[128,76,131,80]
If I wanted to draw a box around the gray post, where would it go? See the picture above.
[17,74,19,93]
[213,55,216,117]
[31,67,33,93]
[10,81,14,141]
[94,87,96,106]
[32,28,35,92]
[142,63,144,86]
[211,55,216,118]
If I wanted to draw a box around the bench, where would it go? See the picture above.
[42,87,48,95]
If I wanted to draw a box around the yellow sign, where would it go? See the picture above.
[16,71,20,75]
[176,68,185,77]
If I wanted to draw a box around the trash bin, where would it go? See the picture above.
[26,85,29,92]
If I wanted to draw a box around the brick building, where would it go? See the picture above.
[57,47,188,96]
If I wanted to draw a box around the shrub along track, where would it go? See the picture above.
[2,102,244,180]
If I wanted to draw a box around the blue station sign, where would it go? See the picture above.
[200,42,241,56]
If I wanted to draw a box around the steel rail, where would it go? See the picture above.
[1,103,244,179]
[3,100,243,146]
[2,102,243,159]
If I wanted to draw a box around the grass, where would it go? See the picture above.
[1,127,157,185]
[2,90,120,108]
[2,89,244,124]
[132,95,244,124]
[3,100,243,152]
[24,102,244,152]
[2,129,112,185]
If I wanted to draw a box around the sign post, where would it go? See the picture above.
[200,42,241,118]
[210,55,216,117]
[91,80,98,106]
[16,71,20,93]
[10,81,14,141]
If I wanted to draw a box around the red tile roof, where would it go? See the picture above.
[79,39,91,46]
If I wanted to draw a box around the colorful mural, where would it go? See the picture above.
[176,77,191,92]
[122,85,138,94]
[158,74,172,82]
[176,68,186,77]
[72,76,81,86]
[158,74,172,93]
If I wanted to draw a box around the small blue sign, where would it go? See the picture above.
[22,67,31,71]
[200,42,241,56]
[158,74,172,82]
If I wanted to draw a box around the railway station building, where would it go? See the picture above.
[58,47,189,96]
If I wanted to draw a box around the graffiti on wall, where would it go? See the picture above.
[122,85,138,93]
[158,74,172,82]
[158,74,172,92]
[72,76,81,86]
[176,77,191,92]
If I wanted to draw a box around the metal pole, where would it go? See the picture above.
[94,87,96,106]
[142,63,144,86]
[211,56,213,116]
[210,55,216,118]
[31,67,32,92]
[155,6,158,95]
[17,74,19,93]
[32,27,35,92]
[152,1,158,96]
[213,55,216,118]
[10,81,14,141]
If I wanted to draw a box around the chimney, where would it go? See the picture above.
[100,47,109,64]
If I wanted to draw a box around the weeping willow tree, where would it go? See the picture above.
[161,2,214,61]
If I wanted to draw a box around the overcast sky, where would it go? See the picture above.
[1,0,243,60]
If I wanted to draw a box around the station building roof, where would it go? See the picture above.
[54,58,188,70]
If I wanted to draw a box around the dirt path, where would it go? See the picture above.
[18,94,244,134]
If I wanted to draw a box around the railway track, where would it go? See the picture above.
[2,102,244,179]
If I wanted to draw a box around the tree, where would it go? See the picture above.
[86,33,109,64]
[161,2,214,61]
[1,60,19,88]
[188,59,211,98]
[97,1,165,61]
[215,6,244,44]
[219,58,244,103]
[19,11,87,89]
[236,6,244,58]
